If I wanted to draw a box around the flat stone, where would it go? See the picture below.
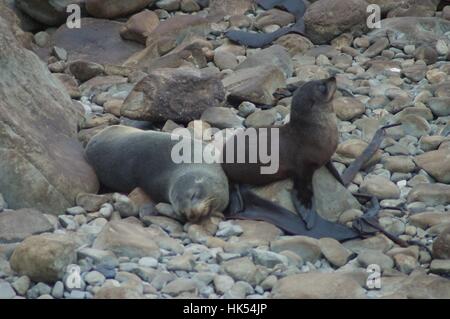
[0,209,53,244]
[319,238,354,268]
[270,236,321,263]
[93,220,160,259]
[272,272,366,298]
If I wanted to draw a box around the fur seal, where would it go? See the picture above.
[222,77,338,215]
[85,125,229,222]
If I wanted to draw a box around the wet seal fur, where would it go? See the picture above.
[85,125,229,222]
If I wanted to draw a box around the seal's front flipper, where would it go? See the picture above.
[291,189,316,230]
[227,184,245,216]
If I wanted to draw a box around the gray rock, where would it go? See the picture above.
[213,275,234,295]
[11,276,30,296]
[0,209,53,244]
[122,67,225,123]
[357,249,394,271]
[51,281,64,299]
[235,45,293,78]
[271,236,322,263]
[84,271,106,286]
[27,282,52,299]
[0,281,16,299]
[10,233,78,283]
[93,221,161,259]
[430,259,450,276]
[201,107,244,129]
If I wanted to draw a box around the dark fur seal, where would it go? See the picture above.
[222,77,338,210]
[85,125,229,222]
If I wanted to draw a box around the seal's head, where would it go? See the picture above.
[169,171,229,222]
[290,77,337,119]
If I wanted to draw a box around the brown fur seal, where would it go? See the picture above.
[221,77,338,226]
[85,125,229,222]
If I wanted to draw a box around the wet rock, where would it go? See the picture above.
[0,209,53,244]
[415,149,450,183]
[122,67,225,123]
[93,221,160,259]
[272,272,366,299]
[304,0,369,45]
[10,233,78,283]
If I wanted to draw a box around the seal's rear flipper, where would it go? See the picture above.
[225,185,361,242]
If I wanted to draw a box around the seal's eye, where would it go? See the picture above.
[318,83,327,95]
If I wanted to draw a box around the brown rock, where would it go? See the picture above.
[415,149,450,184]
[272,272,366,299]
[120,10,160,45]
[304,0,369,44]
[433,227,450,259]
[86,0,154,19]
[121,67,225,123]
[10,233,79,283]
[0,15,98,214]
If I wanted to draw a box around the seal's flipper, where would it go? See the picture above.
[291,189,316,230]
[325,161,346,187]
[225,185,361,241]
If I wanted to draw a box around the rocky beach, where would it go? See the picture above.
[0,0,450,299]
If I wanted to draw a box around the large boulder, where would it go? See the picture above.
[304,0,369,44]
[16,0,85,26]
[121,67,226,123]
[0,209,53,244]
[272,272,367,299]
[368,17,450,47]
[0,14,99,215]
[85,0,154,19]
[10,233,80,283]
[53,18,144,65]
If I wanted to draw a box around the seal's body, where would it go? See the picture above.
[222,77,338,206]
[86,126,229,221]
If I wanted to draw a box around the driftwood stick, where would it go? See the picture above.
[341,123,401,186]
